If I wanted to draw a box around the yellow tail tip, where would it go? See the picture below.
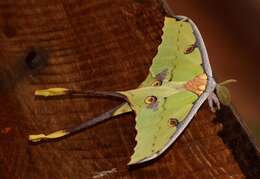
[35,88,70,97]
[29,134,47,142]
[29,130,69,142]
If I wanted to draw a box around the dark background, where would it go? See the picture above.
[169,0,260,143]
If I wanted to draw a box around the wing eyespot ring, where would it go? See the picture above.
[151,80,162,87]
[144,96,157,104]
[169,118,179,127]
[184,44,196,54]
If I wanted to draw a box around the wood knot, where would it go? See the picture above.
[25,48,48,71]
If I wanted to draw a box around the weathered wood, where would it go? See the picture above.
[0,0,259,178]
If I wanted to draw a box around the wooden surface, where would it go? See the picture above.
[0,0,259,178]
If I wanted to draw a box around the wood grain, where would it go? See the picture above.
[0,0,259,178]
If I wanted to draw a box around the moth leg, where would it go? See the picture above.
[207,92,220,112]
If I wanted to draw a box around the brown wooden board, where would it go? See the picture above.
[0,0,259,178]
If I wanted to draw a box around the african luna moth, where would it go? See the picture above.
[29,15,235,165]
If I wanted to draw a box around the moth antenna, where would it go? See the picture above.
[218,79,237,86]
[215,79,236,107]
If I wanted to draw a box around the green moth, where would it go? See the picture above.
[29,16,235,165]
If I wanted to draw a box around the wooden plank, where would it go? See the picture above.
[0,0,259,178]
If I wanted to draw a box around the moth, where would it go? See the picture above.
[29,16,235,165]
